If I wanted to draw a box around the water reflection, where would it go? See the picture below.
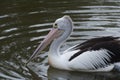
[48,67,120,80]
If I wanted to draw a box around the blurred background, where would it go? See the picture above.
[1,0,120,80]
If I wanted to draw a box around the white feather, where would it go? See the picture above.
[67,49,113,71]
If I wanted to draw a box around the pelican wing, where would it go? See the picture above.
[68,37,120,71]
[69,49,113,71]
[73,36,119,50]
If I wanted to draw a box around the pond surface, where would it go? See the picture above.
[1,0,120,80]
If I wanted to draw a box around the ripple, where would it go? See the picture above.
[64,9,120,14]
[3,28,18,33]
[81,6,120,9]
[30,36,45,42]
[0,61,29,80]
[0,15,9,19]
[36,28,50,33]
[29,23,52,28]
[28,11,40,15]
[0,36,6,40]
[74,21,111,27]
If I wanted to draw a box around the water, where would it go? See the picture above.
[1,0,120,80]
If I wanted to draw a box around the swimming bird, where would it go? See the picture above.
[27,15,120,72]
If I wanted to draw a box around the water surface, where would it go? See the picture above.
[1,0,120,80]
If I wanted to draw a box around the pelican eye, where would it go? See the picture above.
[53,23,58,28]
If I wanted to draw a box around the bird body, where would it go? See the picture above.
[28,15,120,72]
[48,36,120,72]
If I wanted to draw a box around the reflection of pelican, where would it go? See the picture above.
[27,15,120,72]
[48,67,120,80]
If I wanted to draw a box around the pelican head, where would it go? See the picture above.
[27,15,73,63]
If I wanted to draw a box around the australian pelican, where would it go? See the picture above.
[27,15,120,72]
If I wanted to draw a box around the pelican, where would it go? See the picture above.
[27,15,120,72]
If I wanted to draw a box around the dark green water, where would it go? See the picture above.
[1,0,120,80]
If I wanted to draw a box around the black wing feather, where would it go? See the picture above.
[90,40,120,63]
[69,36,120,63]
[74,36,119,50]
